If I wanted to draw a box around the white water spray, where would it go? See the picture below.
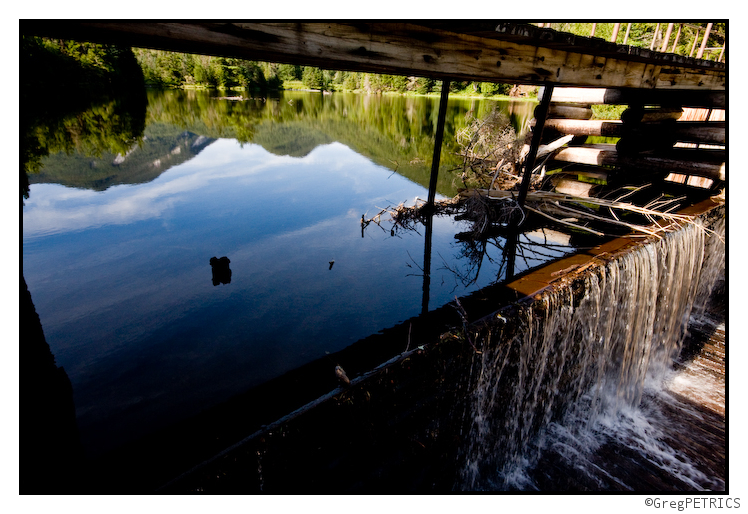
[461,216,725,490]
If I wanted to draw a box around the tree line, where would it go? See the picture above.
[132,47,518,97]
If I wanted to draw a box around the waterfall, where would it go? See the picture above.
[460,214,725,491]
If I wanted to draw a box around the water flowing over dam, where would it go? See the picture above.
[460,214,725,491]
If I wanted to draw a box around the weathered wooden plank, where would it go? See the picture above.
[21,21,726,90]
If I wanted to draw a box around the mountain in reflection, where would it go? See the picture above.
[251,122,333,157]
[28,90,535,197]
[30,125,216,191]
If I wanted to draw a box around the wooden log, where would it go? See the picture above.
[552,144,725,181]
[544,118,725,145]
[696,23,713,59]
[570,169,610,184]
[551,87,725,108]
[543,104,593,120]
[690,29,700,57]
[671,24,682,53]
[551,177,600,197]
[611,23,621,43]
[660,24,674,53]
[620,106,683,123]
[650,24,660,50]
[672,122,725,144]
[544,119,623,137]
[616,133,677,154]
[520,134,575,163]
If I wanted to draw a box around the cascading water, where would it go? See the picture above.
[460,214,725,491]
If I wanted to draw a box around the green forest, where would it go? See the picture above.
[132,48,518,98]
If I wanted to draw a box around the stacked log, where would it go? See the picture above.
[540,87,725,194]
[533,90,603,197]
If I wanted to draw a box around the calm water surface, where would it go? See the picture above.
[23,90,560,457]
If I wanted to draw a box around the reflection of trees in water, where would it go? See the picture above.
[362,199,574,293]
[144,90,536,196]
[25,87,535,197]
[21,36,147,199]
[442,229,573,289]
[20,36,145,492]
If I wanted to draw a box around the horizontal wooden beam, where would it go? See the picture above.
[544,119,725,144]
[552,144,725,181]
[21,21,725,90]
[551,87,725,107]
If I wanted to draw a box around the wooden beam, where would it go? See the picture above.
[552,144,725,181]
[651,23,661,50]
[611,23,621,43]
[671,24,683,53]
[21,21,725,90]
[623,23,632,45]
[690,29,700,57]
[544,119,623,137]
[426,80,450,207]
[551,87,725,108]
[518,85,554,207]
[696,23,713,59]
[544,118,725,144]
[660,24,674,53]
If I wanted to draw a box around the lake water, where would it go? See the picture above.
[23,89,565,458]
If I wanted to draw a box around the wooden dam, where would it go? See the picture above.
[20,22,726,493]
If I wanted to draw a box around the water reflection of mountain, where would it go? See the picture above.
[251,122,333,157]
[29,91,534,196]
[30,125,216,191]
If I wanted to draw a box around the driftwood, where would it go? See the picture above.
[457,188,724,240]
[519,134,575,164]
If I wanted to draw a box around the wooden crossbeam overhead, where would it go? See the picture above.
[22,21,725,90]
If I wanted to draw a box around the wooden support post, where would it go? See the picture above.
[719,42,726,62]
[696,23,713,59]
[623,23,632,44]
[690,29,700,57]
[517,84,554,208]
[590,23,597,37]
[650,23,660,50]
[426,79,451,208]
[611,23,621,43]
[660,23,674,52]
[671,24,683,53]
